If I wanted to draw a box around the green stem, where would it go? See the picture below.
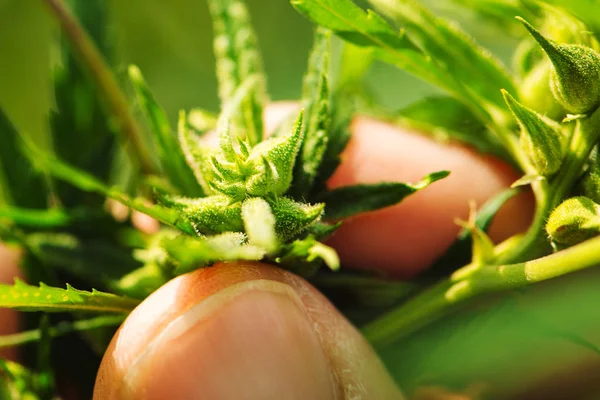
[41,0,155,175]
[364,234,600,348]
[0,315,125,349]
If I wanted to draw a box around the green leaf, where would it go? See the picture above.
[23,142,195,234]
[290,0,440,85]
[396,96,510,161]
[50,0,118,207]
[0,279,139,313]
[291,0,493,124]
[370,0,516,111]
[319,170,449,220]
[207,0,266,146]
[0,108,46,209]
[291,28,332,198]
[165,233,265,275]
[129,65,204,197]
[0,315,125,349]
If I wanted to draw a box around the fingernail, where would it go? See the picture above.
[122,280,339,400]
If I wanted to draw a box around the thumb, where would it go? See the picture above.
[94,262,403,400]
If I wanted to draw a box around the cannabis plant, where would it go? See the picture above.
[1,0,600,398]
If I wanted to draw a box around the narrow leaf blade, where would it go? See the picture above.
[0,280,139,313]
[129,65,204,197]
[369,0,517,109]
[320,171,449,220]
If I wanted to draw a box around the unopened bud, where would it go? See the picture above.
[518,17,600,114]
[546,196,600,246]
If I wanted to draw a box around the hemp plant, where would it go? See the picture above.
[1,0,600,397]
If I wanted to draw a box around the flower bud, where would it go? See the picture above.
[546,196,600,246]
[519,61,564,118]
[246,111,304,196]
[269,197,324,241]
[518,17,600,114]
[502,89,565,175]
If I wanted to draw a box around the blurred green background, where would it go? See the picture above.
[9,1,593,398]
[0,0,517,148]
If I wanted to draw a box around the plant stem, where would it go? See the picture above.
[41,0,155,175]
[0,315,125,348]
[364,233,600,348]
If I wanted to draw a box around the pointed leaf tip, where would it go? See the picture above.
[518,17,600,114]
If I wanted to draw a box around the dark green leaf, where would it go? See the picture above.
[319,170,449,220]
[129,66,204,197]
[0,108,47,209]
[50,0,118,207]
[0,279,139,313]
[207,0,266,145]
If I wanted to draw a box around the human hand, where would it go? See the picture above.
[1,105,533,399]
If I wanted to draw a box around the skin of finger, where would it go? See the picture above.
[0,244,22,361]
[94,262,403,400]
[264,103,534,277]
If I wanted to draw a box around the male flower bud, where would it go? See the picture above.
[546,196,600,246]
[518,17,600,114]
[502,89,565,175]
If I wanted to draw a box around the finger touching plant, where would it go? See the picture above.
[1,0,600,397]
